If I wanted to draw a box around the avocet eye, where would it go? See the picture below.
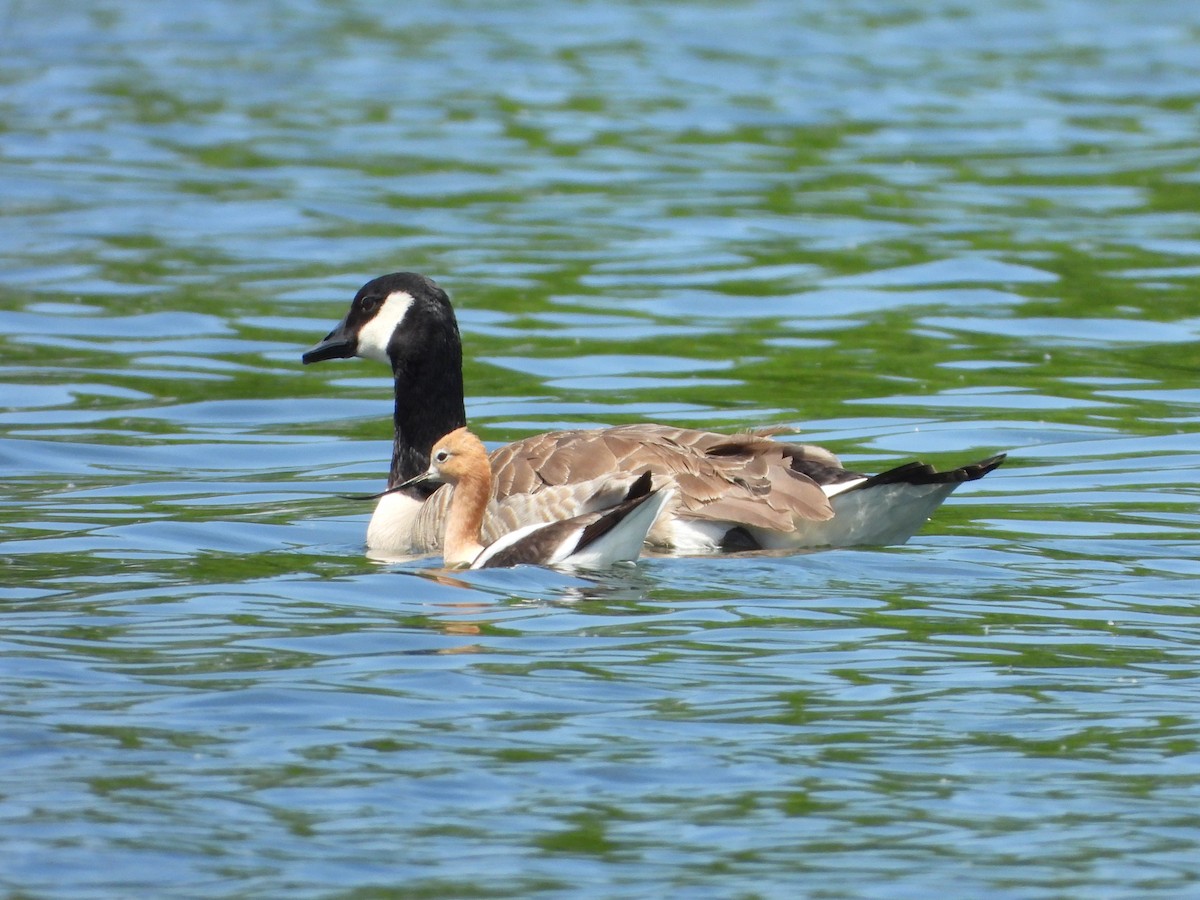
[434,450,449,463]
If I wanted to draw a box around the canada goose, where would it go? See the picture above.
[398,427,670,569]
[303,272,1005,556]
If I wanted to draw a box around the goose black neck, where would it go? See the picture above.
[387,335,466,488]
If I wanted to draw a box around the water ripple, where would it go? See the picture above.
[3,0,1200,896]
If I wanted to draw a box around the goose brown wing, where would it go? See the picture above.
[479,475,650,544]
[488,424,834,532]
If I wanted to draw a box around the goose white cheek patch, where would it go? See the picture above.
[356,291,415,363]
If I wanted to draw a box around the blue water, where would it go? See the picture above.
[3,1,1200,896]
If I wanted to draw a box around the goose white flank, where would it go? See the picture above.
[303,272,1005,557]
[394,427,671,569]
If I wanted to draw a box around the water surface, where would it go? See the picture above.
[3,1,1200,896]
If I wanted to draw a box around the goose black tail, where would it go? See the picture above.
[848,453,1007,492]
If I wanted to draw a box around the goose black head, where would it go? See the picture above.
[303,272,467,485]
[302,272,460,370]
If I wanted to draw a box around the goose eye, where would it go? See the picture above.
[359,295,381,316]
